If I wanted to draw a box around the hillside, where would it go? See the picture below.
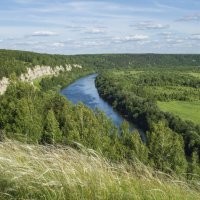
[0,50,200,199]
[1,50,200,94]
[1,50,200,78]
[0,140,199,200]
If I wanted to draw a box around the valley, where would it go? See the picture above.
[0,50,200,199]
[1,0,200,199]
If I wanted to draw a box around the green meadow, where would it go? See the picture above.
[158,101,200,124]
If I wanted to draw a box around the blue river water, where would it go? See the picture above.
[61,74,144,138]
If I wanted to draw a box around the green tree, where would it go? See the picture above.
[120,121,129,142]
[15,98,42,143]
[188,150,200,179]
[126,130,148,163]
[147,121,187,174]
[42,109,62,144]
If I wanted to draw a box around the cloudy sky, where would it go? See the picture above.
[0,0,200,54]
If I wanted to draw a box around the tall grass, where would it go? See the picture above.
[0,140,199,200]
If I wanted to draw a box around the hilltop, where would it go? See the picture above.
[0,140,199,200]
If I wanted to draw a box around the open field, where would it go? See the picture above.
[189,72,200,79]
[158,101,200,124]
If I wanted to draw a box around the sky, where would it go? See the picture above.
[0,0,200,54]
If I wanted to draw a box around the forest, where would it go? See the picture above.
[0,49,200,199]
[1,49,200,172]
[1,49,200,78]
[95,69,200,174]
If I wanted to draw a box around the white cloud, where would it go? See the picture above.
[1,0,200,54]
[113,35,149,43]
[51,42,65,47]
[164,37,187,47]
[83,41,105,47]
[65,24,85,31]
[159,32,172,37]
[65,24,106,35]
[4,37,19,41]
[14,0,37,3]
[132,21,169,30]
[72,38,107,48]
[179,13,200,21]
[15,41,43,46]
[66,1,163,14]
[174,39,184,44]
[12,40,66,49]
[158,32,174,40]
[86,28,106,34]
[189,34,200,40]
[31,31,58,37]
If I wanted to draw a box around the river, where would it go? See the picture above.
[61,74,144,138]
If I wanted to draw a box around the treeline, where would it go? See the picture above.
[136,72,200,101]
[96,54,200,69]
[1,49,200,79]
[95,73,200,165]
[119,71,200,101]
[136,72,200,88]
[0,49,95,79]
[136,72,200,100]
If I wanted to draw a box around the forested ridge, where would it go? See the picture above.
[0,49,200,199]
[1,49,200,78]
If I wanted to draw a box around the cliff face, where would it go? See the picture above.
[0,77,9,95]
[0,64,82,95]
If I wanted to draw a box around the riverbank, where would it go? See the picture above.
[61,74,142,134]
[35,68,95,92]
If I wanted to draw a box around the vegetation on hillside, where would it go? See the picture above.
[0,79,148,163]
[96,69,200,175]
[0,140,199,200]
[1,49,200,79]
[1,71,199,177]
[0,49,200,199]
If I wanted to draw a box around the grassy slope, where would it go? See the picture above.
[0,140,199,200]
[158,101,200,124]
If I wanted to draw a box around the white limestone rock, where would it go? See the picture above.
[0,77,9,95]
[0,63,83,95]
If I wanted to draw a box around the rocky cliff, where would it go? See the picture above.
[0,64,82,95]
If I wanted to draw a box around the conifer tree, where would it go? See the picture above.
[126,130,148,163]
[42,109,62,144]
[16,98,42,143]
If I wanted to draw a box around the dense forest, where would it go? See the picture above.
[0,49,200,199]
[1,73,163,167]
[96,69,200,175]
[1,72,196,175]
